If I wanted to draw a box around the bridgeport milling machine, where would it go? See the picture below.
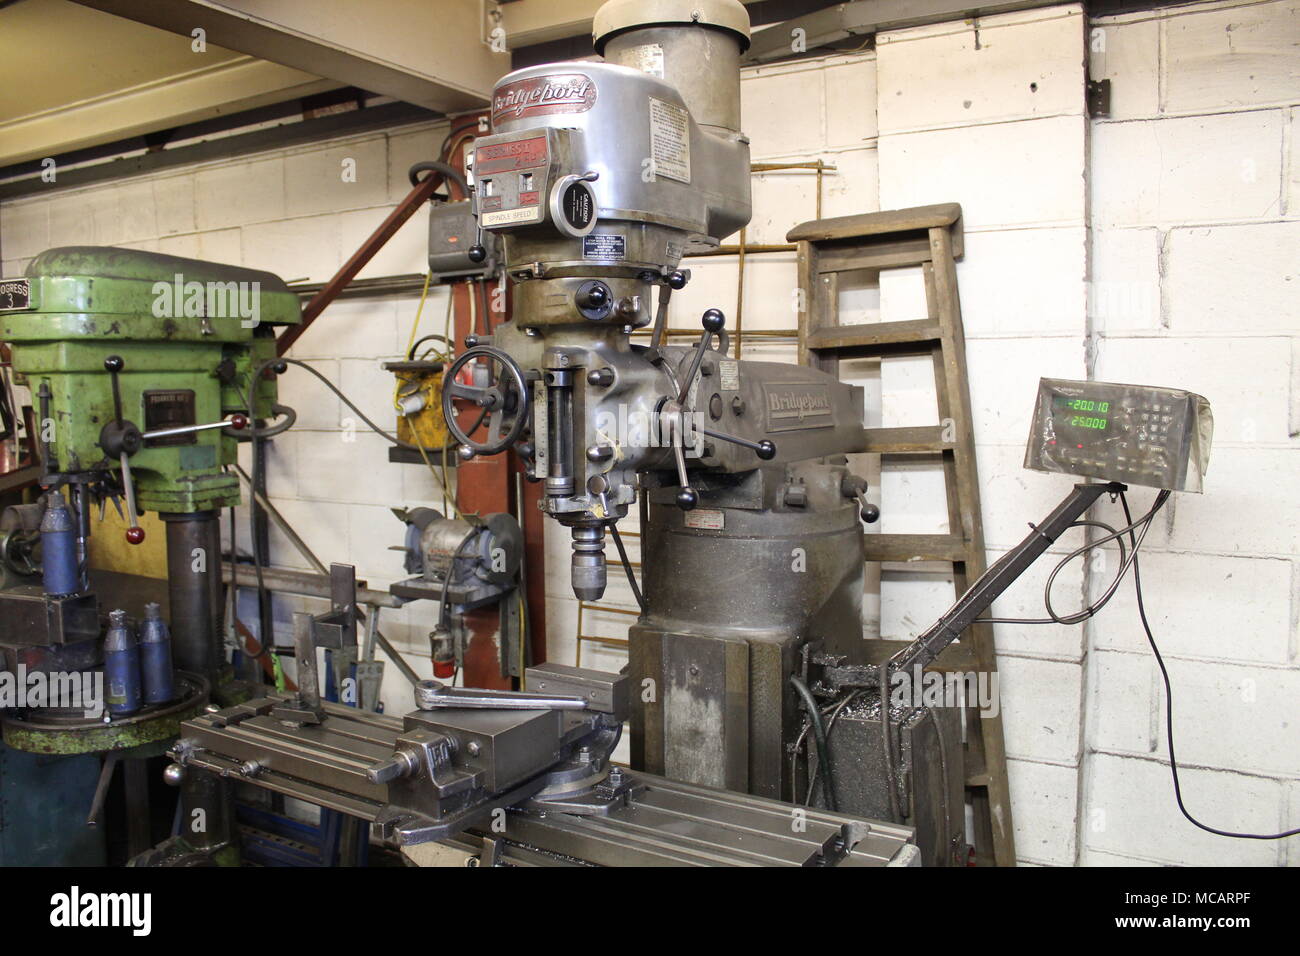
[147,0,922,867]
[452,0,887,813]
[0,247,300,860]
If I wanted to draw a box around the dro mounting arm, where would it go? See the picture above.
[888,481,1125,677]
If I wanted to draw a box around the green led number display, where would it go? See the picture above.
[1065,398,1110,413]
[1069,416,1108,430]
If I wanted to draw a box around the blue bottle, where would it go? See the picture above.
[104,609,141,717]
[138,602,175,705]
[40,492,79,596]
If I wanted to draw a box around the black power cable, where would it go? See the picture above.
[790,674,837,812]
[1120,491,1300,841]
[607,522,644,612]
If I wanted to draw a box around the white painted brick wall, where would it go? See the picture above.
[1092,111,1285,227]
[1090,228,1162,333]
[877,7,1086,133]
[881,116,1087,230]
[1088,17,1159,120]
[1164,221,1300,334]
[958,227,1088,337]
[1091,551,1294,665]
[998,655,1083,764]
[1158,447,1300,555]
[967,337,1087,446]
[1082,0,1300,867]
[1091,650,1300,776]
[1008,758,1080,865]
[1162,2,1300,113]
[194,157,286,231]
[1084,752,1285,865]
[283,139,390,219]
[1289,106,1300,214]
[1095,335,1294,443]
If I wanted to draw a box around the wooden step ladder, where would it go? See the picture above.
[789,202,1015,867]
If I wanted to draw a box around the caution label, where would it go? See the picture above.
[583,235,626,260]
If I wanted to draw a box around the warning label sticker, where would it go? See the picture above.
[583,235,626,260]
[684,509,724,531]
[648,97,690,184]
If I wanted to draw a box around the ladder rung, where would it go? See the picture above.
[578,604,639,616]
[577,635,629,647]
[863,425,953,454]
[807,318,941,352]
[863,533,969,563]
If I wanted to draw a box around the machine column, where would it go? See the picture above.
[161,511,223,680]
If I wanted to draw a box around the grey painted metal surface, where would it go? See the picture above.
[631,460,869,801]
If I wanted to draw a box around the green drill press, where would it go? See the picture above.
[0,246,300,732]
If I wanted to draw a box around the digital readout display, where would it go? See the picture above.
[1052,395,1109,431]
[1057,397,1110,413]
[1026,377,1210,493]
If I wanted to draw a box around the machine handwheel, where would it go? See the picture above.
[441,346,531,456]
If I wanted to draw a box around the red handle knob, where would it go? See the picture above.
[125,527,146,545]
[228,413,249,430]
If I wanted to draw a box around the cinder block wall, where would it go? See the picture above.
[0,0,1295,865]
[1084,0,1299,865]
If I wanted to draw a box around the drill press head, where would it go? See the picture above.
[2,246,299,515]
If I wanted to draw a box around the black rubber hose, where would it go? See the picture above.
[409,160,468,199]
[790,674,837,812]
[230,402,296,440]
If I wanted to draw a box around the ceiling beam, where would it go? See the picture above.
[72,0,511,113]
[0,100,437,200]
[743,0,1065,62]
[0,56,335,167]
